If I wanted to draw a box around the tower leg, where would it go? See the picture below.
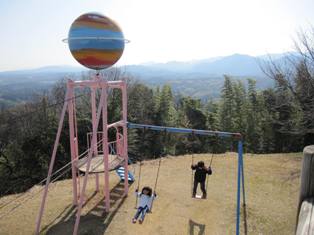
[73,88,106,235]
[91,86,99,192]
[122,82,129,196]
[35,91,69,234]
[73,98,80,202]
[102,86,110,212]
[68,85,79,205]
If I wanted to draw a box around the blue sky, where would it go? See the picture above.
[1,0,314,71]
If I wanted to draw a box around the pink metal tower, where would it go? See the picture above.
[35,74,129,235]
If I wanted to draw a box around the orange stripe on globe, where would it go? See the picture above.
[65,12,127,70]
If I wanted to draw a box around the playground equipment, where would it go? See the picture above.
[35,77,130,235]
[127,123,246,235]
[116,166,135,182]
[35,13,130,235]
[33,90,247,234]
[34,12,247,235]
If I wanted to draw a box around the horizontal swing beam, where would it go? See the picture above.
[127,122,242,139]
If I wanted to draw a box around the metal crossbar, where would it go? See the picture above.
[127,123,242,139]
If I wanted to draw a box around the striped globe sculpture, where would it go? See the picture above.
[67,13,125,70]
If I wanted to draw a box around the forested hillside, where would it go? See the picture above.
[0,29,313,197]
[0,53,277,108]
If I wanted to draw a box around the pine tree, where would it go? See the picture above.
[259,89,276,152]
[294,61,314,146]
[176,96,207,154]
[233,80,247,136]
[157,85,178,155]
[219,76,236,132]
[127,83,155,158]
[158,85,177,126]
[272,77,302,152]
[246,79,262,153]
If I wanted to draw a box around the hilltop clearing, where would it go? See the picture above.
[0,153,301,234]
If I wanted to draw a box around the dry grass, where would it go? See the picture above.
[0,152,302,235]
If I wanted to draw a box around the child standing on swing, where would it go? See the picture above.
[132,186,157,224]
[191,161,212,199]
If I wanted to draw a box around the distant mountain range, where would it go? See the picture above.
[0,52,298,102]
[124,52,298,77]
[125,54,265,77]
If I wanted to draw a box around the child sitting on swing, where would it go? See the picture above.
[132,186,157,224]
[191,161,212,199]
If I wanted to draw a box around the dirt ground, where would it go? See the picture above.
[0,153,302,235]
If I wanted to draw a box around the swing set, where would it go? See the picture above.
[128,122,246,235]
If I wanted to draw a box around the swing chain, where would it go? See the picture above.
[150,156,162,213]
[205,133,218,192]
[209,133,218,168]
[134,160,142,209]
[162,129,167,156]
[134,128,146,209]
[190,130,196,197]
[153,157,162,192]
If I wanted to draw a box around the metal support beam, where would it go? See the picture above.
[35,91,69,234]
[127,122,242,139]
[91,84,99,192]
[122,83,129,196]
[236,140,244,235]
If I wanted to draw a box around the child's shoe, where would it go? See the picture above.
[132,218,136,223]
[139,219,143,224]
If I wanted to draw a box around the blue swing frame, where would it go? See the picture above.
[128,122,246,235]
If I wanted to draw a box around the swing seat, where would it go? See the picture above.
[77,154,125,173]
[192,194,206,200]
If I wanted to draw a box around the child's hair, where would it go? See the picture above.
[197,161,205,168]
[141,186,152,196]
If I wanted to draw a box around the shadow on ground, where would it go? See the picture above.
[44,181,128,235]
[189,219,206,235]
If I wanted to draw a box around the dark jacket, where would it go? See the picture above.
[191,165,212,182]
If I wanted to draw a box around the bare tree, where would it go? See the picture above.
[260,26,314,146]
